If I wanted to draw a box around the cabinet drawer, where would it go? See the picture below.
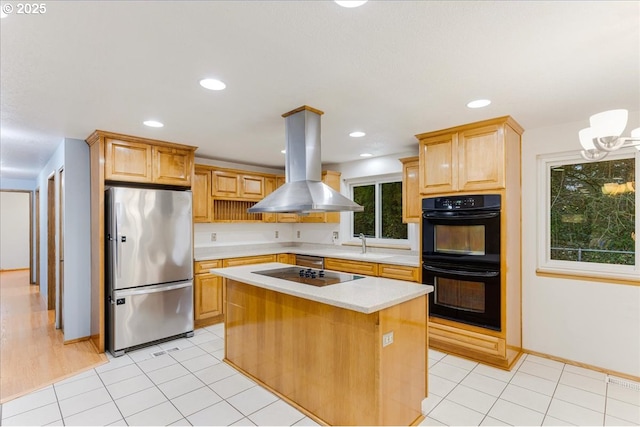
[429,322,505,358]
[195,259,222,274]
[378,264,419,282]
[223,254,276,267]
[325,258,378,276]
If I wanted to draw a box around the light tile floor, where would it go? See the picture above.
[1,323,639,426]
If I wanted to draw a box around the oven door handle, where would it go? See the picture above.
[423,212,499,220]
[423,265,499,278]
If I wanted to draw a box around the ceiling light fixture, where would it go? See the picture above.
[143,120,164,128]
[281,149,286,154]
[335,0,368,8]
[360,153,373,157]
[349,131,366,137]
[199,78,226,91]
[578,109,640,161]
[466,99,491,109]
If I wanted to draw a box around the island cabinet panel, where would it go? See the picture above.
[325,258,378,276]
[224,279,426,426]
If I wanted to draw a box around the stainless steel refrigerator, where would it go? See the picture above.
[106,187,194,357]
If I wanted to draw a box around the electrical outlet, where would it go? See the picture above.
[275,230,279,238]
[297,230,301,238]
[332,231,339,240]
[210,233,217,242]
[382,331,394,347]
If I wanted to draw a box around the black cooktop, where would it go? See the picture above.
[253,267,364,287]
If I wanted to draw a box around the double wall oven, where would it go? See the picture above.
[422,194,502,331]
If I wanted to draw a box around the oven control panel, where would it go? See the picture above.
[422,194,501,211]
[437,196,479,209]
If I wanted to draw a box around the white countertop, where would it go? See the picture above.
[211,262,432,314]
[195,244,419,267]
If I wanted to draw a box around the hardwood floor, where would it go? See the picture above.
[0,270,107,403]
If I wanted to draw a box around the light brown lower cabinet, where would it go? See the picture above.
[194,260,224,328]
[378,263,420,282]
[324,258,379,276]
[222,254,277,267]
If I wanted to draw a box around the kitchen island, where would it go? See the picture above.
[211,262,433,426]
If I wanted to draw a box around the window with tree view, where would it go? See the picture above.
[549,157,635,266]
[353,181,407,240]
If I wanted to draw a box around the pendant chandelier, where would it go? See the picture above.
[579,109,640,161]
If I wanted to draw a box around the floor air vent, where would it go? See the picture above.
[151,347,180,357]
[606,376,640,391]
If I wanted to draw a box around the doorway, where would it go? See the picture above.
[47,173,57,320]
[35,188,40,286]
[58,167,64,331]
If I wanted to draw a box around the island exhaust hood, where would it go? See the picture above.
[248,106,364,214]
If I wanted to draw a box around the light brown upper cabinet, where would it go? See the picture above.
[193,166,212,223]
[212,169,265,200]
[152,145,193,186]
[262,177,277,223]
[400,156,420,223]
[275,176,299,223]
[416,117,523,195]
[104,136,194,186]
[105,139,152,183]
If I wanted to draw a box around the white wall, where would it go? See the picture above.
[0,178,35,191]
[0,192,31,270]
[62,138,91,341]
[522,112,640,377]
[35,138,91,341]
[195,222,293,248]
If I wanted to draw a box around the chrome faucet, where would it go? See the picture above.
[359,233,367,254]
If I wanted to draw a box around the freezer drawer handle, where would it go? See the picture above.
[116,282,192,297]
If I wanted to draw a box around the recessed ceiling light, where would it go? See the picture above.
[143,120,164,128]
[281,149,286,154]
[349,131,366,138]
[199,78,226,91]
[360,153,373,157]
[335,0,368,8]
[466,99,491,109]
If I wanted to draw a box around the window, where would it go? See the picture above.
[352,179,407,240]
[539,151,638,279]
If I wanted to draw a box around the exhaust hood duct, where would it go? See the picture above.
[248,106,364,214]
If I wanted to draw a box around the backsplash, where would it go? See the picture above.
[194,222,340,247]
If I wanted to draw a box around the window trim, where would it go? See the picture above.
[347,174,409,245]
[537,149,639,281]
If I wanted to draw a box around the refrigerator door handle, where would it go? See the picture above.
[115,202,121,279]
[115,281,192,297]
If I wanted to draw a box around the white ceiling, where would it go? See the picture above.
[1,1,639,181]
